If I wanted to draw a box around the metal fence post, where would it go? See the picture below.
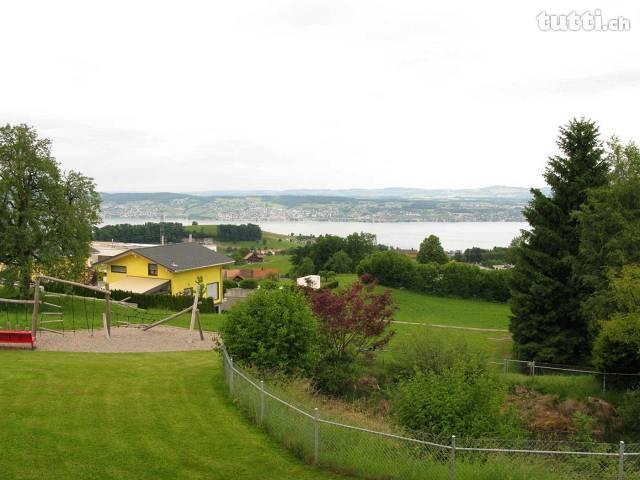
[229,357,234,396]
[260,380,265,424]
[602,372,607,393]
[313,407,319,464]
[618,441,625,480]
[450,435,456,480]
[503,358,507,374]
[530,361,536,377]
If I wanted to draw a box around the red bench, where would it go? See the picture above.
[0,330,35,349]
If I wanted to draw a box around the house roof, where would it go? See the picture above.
[99,242,234,272]
[243,251,263,260]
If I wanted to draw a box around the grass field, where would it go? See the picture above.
[0,350,347,480]
[227,254,293,275]
[334,274,513,360]
[183,225,303,250]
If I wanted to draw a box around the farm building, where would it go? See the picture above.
[243,251,264,263]
[97,243,234,302]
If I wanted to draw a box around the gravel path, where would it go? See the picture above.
[33,326,220,353]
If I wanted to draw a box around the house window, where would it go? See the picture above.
[206,282,219,300]
[148,264,158,276]
[111,265,127,274]
[183,287,194,296]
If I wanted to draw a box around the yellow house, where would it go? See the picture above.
[98,243,234,304]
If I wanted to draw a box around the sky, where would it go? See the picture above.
[1,0,639,193]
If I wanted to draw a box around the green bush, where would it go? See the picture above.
[619,388,640,434]
[259,279,279,290]
[42,280,218,312]
[223,279,238,290]
[391,332,521,438]
[357,252,511,302]
[221,289,319,374]
[356,251,416,288]
[392,360,517,438]
[592,313,640,388]
[238,279,258,290]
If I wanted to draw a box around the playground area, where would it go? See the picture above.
[34,326,219,352]
[1,274,218,352]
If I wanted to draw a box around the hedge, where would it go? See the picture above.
[356,251,511,302]
[41,280,218,313]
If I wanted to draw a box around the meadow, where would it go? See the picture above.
[0,350,348,480]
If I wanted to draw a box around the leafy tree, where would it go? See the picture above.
[221,289,319,374]
[310,279,395,394]
[344,232,377,267]
[416,235,448,264]
[94,222,185,243]
[510,119,609,363]
[293,257,315,277]
[324,250,352,273]
[0,124,100,295]
[310,280,395,363]
[576,138,640,323]
[356,251,416,288]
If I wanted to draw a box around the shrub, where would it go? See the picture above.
[357,251,511,302]
[259,279,279,290]
[238,279,258,290]
[592,313,640,387]
[392,360,516,438]
[356,251,416,288]
[223,279,238,290]
[619,388,640,434]
[221,289,319,374]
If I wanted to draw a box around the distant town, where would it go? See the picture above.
[100,188,534,223]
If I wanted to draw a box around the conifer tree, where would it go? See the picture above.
[510,119,609,363]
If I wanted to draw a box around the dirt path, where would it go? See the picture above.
[33,326,220,353]
[392,320,509,333]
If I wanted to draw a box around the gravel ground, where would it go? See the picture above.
[32,326,220,353]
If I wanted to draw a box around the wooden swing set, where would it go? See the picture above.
[0,274,204,349]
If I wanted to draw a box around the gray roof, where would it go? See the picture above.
[130,243,234,272]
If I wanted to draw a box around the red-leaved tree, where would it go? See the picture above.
[310,278,395,362]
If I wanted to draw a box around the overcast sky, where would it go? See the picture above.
[2,0,639,192]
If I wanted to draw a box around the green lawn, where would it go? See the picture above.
[333,274,513,360]
[0,350,347,480]
[227,254,293,275]
[184,225,303,250]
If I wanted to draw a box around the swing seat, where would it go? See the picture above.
[0,330,35,349]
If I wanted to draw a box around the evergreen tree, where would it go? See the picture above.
[510,119,609,363]
[416,235,448,264]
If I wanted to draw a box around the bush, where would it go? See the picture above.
[259,279,279,290]
[223,279,238,290]
[357,252,511,302]
[392,360,517,438]
[42,280,218,312]
[238,279,258,290]
[619,388,640,434]
[221,289,319,374]
[592,313,640,388]
[356,251,416,288]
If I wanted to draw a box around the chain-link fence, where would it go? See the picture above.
[221,347,640,480]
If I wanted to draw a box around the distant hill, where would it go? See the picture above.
[180,185,549,200]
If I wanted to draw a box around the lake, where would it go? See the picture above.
[101,218,528,250]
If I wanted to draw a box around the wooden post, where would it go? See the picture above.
[195,309,204,341]
[31,276,41,337]
[104,281,112,338]
[189,288,200,338]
